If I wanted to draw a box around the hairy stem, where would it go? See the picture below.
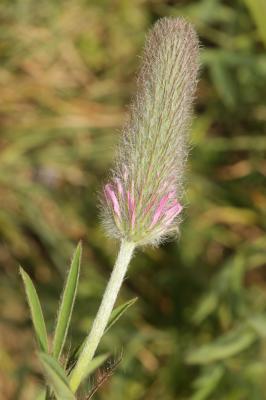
[69,240,135,392]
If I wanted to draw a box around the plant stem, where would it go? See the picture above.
[69,240,135,393]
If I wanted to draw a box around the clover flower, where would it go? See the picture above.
[69,18,200,392]
[102,17,199,246]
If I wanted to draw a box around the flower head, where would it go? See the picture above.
[102,17,200,246]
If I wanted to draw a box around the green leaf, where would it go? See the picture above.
[19,267,48,352]
[209,58,237,108]
[192,292,218,324]
[53,242,82,360]
[248,314,266,338]
[105,297,138,333]
[67,297,137,368]
[191,365,224,400]
[80,353,109,383]
[38,353,76,400]
[244,0,266,46]
[186,326,256,365]
[36,389,47,400]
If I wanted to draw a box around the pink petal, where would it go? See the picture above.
[150,193,170,228]
[164,202,183,226]
[127,191,136,228]
[168,190,176,199]
[104,184,121,218]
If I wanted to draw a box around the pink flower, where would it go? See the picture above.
[101,17,199,246]
[104,184,121,218]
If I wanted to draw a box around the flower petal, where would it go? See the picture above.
[164,201,183,226]
[104,184,121,218]
[150,193,171,228]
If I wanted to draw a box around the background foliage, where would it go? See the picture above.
[0,0,265,399]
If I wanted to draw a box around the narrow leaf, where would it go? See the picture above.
[79,353,109,383]
[53,242,82,359]
[67,298,137,370]
[191,365,224,400]
[244,0,266,46]
[19,267,48,352]
[38,353,76,400]
[105,297,138,333]
[248,314,266,338]
[186,327,256,365]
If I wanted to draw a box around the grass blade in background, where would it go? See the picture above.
[191,365,224,400]
[38,353,76,400]
[19,267,48,352]
[244,0,266,46]
[53,242,82,360]
[186,326,257,365]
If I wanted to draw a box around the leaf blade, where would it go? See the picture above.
[186,326,256,365]
[105,297,138,334]
[19,267,48,352]
[76,353,109,384]
[53,242,82,359]
[38,353,76,400]
[67,297,137,372]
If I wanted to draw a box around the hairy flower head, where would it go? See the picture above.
[102,17,200,246]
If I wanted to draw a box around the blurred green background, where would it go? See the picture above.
[0,0,266,399]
